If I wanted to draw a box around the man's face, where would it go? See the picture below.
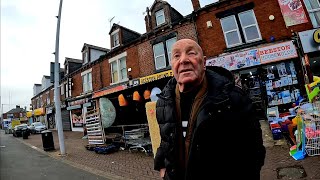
[171,39,206,92]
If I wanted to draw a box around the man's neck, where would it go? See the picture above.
[178,76,205,93]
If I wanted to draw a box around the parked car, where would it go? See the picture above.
[13,124,29,137]
[28,122,47,134]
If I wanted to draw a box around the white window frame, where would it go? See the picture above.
[83,48,89,64]
[81,68,93,93]
[111,29,120,48]
[60,83,64,95]
[304,0,320,28]
[165,37,177,64]
[153,42,166,70]
[220,10,262,48]
[46,92,50,105]
[220,15,243,48]
[238,10,262,43]
[108,52,128,84]
[155,9,165,26]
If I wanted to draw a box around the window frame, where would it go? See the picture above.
[155,9,165,26]
[220,9,262,48]
[153,42,166,70]
[304,0,320,28]
[83,47,89,64]
[153,37,177,70]
[81,69,93,93]
[221,15,243,48]
[108,52,128,84]
[165,37,177,63]
[238,10,262,43]
[111,29,120,48]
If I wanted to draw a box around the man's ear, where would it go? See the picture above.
[203,56,207,69]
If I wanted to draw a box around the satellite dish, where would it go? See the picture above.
[99,97,116,128]
[150,87,161,102]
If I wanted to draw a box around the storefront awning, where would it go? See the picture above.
[92,85,127,99]
[26,111,32,118]
[34,108,45,116]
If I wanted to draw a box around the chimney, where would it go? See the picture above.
[16,105,20,109]
[191,0,200,11]
[144,7,152,32]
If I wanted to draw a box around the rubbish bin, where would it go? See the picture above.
[22,130,29,139]
[41,130,55,151]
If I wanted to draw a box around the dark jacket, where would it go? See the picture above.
[154,66,266,180]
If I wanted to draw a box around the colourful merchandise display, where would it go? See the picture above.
[305,76,320,102]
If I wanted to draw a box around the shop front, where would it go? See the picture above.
[91,70,173,135]
[298,28,320,78]
[26,111,33,124]
[67,96,94,132]
[206,40,304,118]
[46,106,55,129]
[33,107,46,124]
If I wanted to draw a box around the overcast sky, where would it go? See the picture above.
[1,0,214,113]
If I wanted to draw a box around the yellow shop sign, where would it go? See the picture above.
[34,108,45,116]
[139,70,173,85]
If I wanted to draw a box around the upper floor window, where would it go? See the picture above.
[46,92,50,105]
[60,84,64,95]
[304,0,320,27]
[81,69,92,93]
[83,48,89,64]
[220,10,261,48]
[109,52,128,84]
[111,29,120,48]
[155,9,165,26]
[153,37,177,70]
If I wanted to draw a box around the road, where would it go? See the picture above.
[0,130,109,180]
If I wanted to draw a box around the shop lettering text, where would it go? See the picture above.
[140,70,173,84]
[206,41,298,70]
[259,45,291,55]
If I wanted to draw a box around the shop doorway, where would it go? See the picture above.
[239,68,267,120]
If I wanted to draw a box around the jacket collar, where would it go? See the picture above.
[158,66,234,104]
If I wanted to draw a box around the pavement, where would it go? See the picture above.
[5,120,320,180]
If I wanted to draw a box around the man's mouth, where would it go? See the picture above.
[180,69,192,73]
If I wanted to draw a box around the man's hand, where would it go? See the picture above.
[160,168,166,178]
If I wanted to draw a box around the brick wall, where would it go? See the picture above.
[126,46,140,79]
[195,0,313,58]
[138,22,197,77]
[71,73,82,97]
[92,63,103,91]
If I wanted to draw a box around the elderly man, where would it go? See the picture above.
[154,39,265,180]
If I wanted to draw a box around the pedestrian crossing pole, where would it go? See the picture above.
[54,0,66,156]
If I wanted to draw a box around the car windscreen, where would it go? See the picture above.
[33,123,43,127]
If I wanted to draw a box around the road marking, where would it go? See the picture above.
[31,146,38,150]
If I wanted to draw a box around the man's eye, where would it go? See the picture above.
[188,51,196,55]
[173,54,180,58]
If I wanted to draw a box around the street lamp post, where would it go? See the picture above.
[54,0,66,156]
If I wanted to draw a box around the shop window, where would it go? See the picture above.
[155,9,165,26]
[303,0,320,28]
[262,62,300,108]
[153,37,177,70]
[109,52,128,84]
[220,10,261,48]
[111,29,120,48]
[81,69,92,93]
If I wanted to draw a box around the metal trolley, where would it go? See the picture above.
[300,101,320,156]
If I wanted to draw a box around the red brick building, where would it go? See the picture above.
[190,0,315,118]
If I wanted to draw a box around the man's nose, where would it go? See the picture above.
[179,53,189,64]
